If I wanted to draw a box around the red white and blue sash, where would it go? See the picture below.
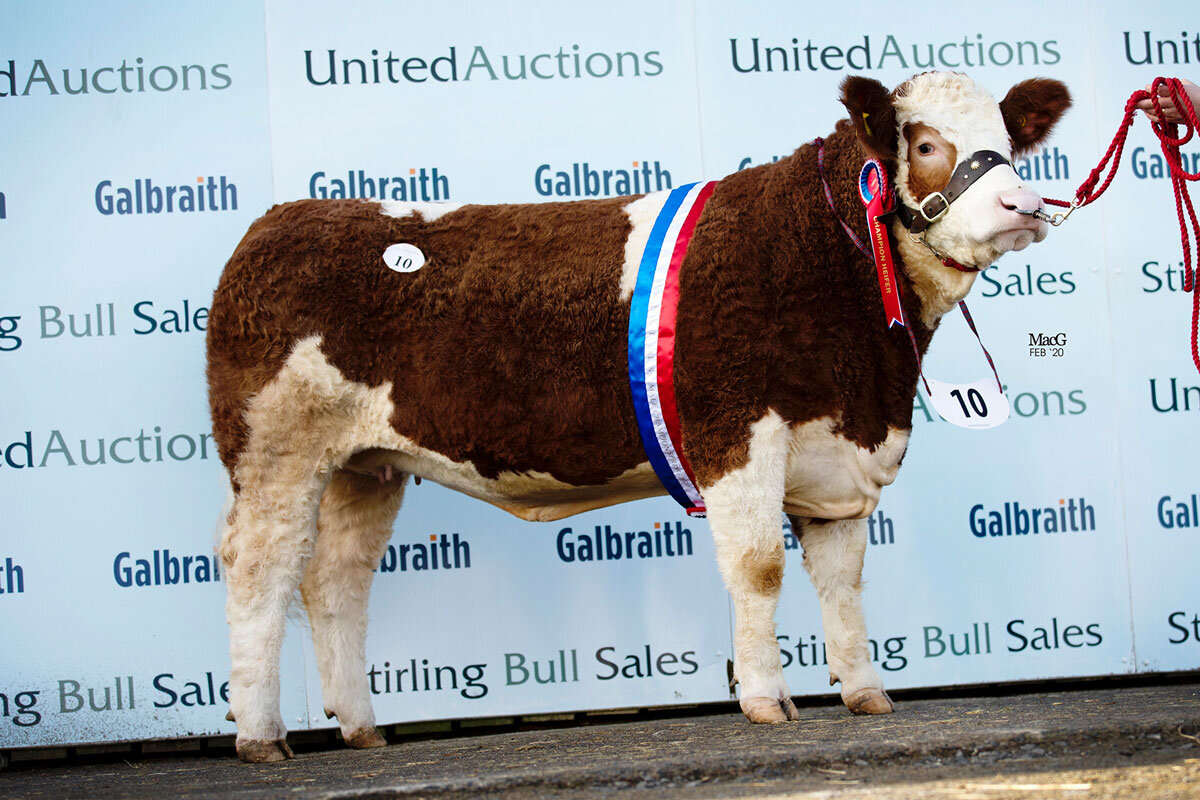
[627,181,716,518]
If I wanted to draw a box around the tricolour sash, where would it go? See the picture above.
[627,181,716,518]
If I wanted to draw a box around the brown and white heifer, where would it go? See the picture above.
[207,71,1070,762]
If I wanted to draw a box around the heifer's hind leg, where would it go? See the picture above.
[793,515,894,715]
[704,414,799,724]
[219,336,388,762]
[300,468,406,749]
[221,468,326,763]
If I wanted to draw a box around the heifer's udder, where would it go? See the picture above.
[782,419,910,519]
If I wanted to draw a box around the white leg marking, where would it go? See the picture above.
[703,411,798,723]
[796,515,894,715]
[301,470,405,748]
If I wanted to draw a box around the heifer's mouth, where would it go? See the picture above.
[953,206,1048,268]
[993,217,1047,252]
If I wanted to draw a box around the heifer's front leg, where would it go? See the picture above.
[703,414,798,723]
[792,515,894,715]
[300,469,406,750]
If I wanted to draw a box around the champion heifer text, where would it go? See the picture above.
[207,71,1070,762]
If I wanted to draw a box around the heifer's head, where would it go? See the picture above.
[841,72,1070,273]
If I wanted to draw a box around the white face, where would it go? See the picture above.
[893,73,1048,268]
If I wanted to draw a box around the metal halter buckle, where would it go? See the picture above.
[918,192,949,223]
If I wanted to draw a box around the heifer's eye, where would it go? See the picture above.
[917,143,935,156]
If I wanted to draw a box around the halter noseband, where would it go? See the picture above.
[894,150,1012,235]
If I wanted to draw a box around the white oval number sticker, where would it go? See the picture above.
[382,243,425,273]
[926,376,1010,430]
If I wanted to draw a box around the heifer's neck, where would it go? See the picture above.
[892,230,978,328]
[805,125,936,341]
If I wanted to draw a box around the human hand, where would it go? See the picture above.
[1137,78,1200,124]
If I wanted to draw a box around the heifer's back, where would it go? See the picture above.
[208,197,657,510]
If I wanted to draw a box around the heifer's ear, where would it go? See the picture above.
[1000,78,1072,156]
[841,76,897,161]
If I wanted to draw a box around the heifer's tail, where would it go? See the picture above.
[214,469,237,568]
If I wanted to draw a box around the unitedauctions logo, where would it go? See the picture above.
[0,58,230,97]
[2,428,215,469]
[728,33,1060,74]
[304,45,663,86]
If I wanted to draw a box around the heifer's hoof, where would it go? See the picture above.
[344,726,388,749]
[741,695,801,723]
[237,738,295,763]
[845,688,895,715]
[225,710,235,722]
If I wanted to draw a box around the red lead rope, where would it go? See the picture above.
[1043,77,1200,375]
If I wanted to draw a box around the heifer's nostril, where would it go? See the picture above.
[1000,187,1044,216]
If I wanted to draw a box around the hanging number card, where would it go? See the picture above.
[926,376,1010,430]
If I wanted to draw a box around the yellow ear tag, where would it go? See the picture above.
[862,112,872,137]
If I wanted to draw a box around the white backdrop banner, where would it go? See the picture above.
[1,0,1197,749]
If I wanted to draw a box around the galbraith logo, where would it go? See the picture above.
[113,549,220,588]
[556,520,693,562]
[1,428,215,469]
[1015,147,1069,182]
[0,557,24,595]
[96,177,237,215]
[737,154,785,171]
[1130,146,1200,180]
[535,161,671,197]
[782,512,895,548]
[304,45,663,86]
[0,58,230,97]
[1157,494,1199,529]
[1124,31,1200,65]
[743,148,1068,186]
[729,34,1059,74]
[970,497,1096,538]
[1150,377,1200,413]
[377,533,470,573]
[309,168,449,201]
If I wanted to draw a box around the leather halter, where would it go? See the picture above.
[894,150,1012,235]
[890,149,1013,273]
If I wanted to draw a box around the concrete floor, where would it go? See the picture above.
[2,677,1198,799]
